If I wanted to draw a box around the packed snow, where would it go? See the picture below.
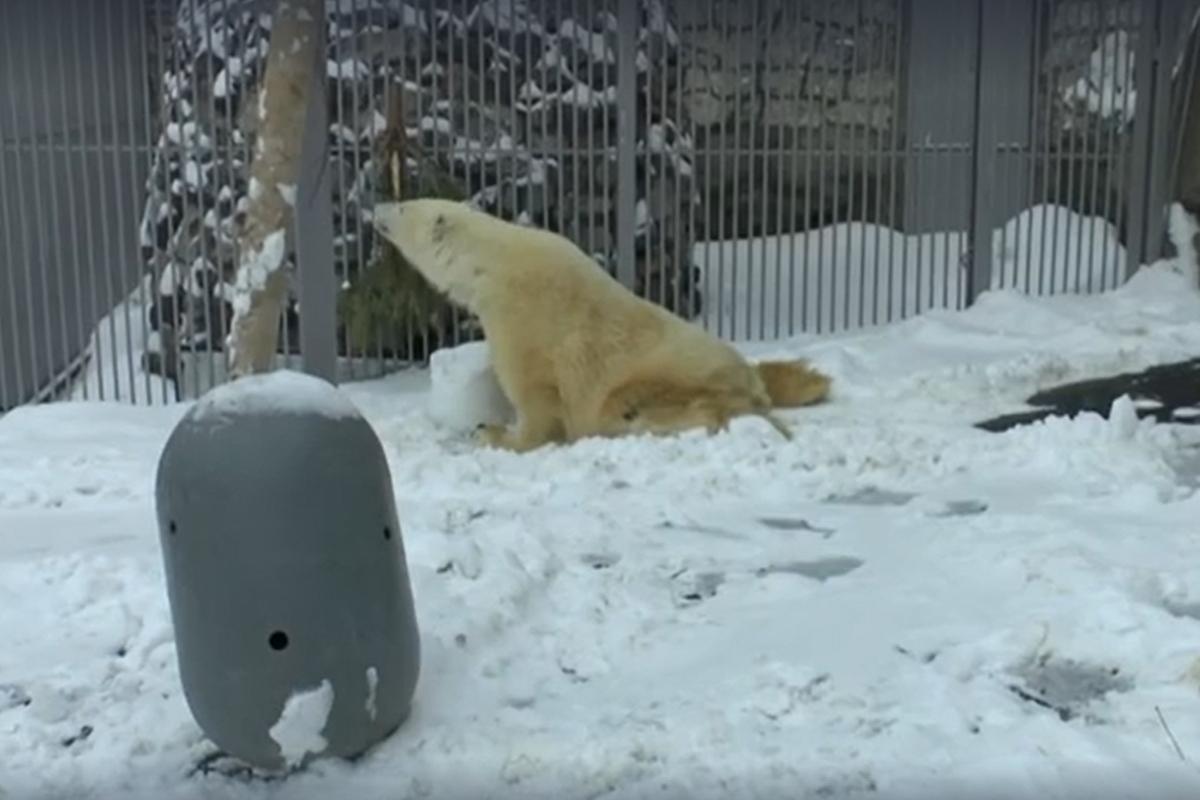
[189,370,363,425]
[3,215,1200,797]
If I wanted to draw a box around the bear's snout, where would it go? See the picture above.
[372,203,404,239]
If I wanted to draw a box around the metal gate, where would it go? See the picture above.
[0,0,1189,408]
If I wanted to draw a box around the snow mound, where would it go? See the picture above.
[426,341,514,432]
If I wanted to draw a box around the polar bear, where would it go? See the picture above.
[372,199,830,452]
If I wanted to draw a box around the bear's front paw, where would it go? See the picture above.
[474,423,510,448]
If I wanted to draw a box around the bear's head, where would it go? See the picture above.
[372,198,488,308]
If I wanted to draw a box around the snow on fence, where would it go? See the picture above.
[0,0,1190,408]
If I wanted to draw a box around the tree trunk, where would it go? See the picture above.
[225,0,323,378]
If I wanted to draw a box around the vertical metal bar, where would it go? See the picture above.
[1128,0,1158,273]
[74,4,109,400]
[337,1,359,373]
[730,0,747,338]
[377,0,391,373]
[175,2,199,398]
[346,0,369,375]
[213,0,235,383]
[616,0,640,290]
[1101,0,1132,290]
[405,5,421,365]
[1094,0,1116,291]
[571,5,584,261]
[660,0,672,310]
[150,1,177,403]
[0,26,28,405]
[194,0,219,393]
[1065,0,1084,293]
[585,0,595,263]
[816,0,835,331]
[853,0,869,329]
[498,3,514,315]
[1061,3,1082,293]
[997,0,1025,296]
[815,0,830,332]
[968,0,992,304]
[1104,0,1129,289]
[363,0,384,377]
[169,2,192,398]
[5,4,51,403]
[698,1,717,334]
[802,0,817,332]
[588,0,601,267]
[955,11,970,309]
[1092,0,1116,291]
[355,0,370,373]
[87,3,125,398]
[59,8,93,401]
[24,0,64,400]
[963,0,987,305]
[24,2,61,396]
[1036,0,1057,296]
[596,0,609,275]
[125,0,155,403]
[902,0,919,320]
[831,0,847,331]
[885,0,902,325]
[1022,0,1043,295]
[554,0,567,239]
[295,4,338,383]
[1141,0,1175,270]
[773,4,789,339]
[756,4,771,338]
[716,0,730,339]
[0,129,15,405]
[745,0,760,338]
[785,2,801,336]
[673,0,686,319]
[1080,0,1102,291]
[701,1,714,330]
[869,2,886,326]
[35,0,76,400]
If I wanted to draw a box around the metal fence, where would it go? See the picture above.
[0,0,1194,410]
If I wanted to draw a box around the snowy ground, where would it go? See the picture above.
[4,252,1200,798]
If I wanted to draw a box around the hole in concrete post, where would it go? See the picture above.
[268,630,289,651]
[169,520,177,535]
[383,526,392,540]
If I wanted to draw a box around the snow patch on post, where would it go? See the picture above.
[190,369,362,423]
[365,667,379,720]
[268,679,334,769]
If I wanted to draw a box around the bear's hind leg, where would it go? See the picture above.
[599,378,740,437]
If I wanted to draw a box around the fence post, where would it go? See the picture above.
[1141,0,1187,268]
[1129,0,1167,273]
[615,0,639,291]
[294,13,338,384]
[969,0,1035,299]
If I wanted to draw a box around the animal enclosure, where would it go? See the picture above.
[0,0,1195,408]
